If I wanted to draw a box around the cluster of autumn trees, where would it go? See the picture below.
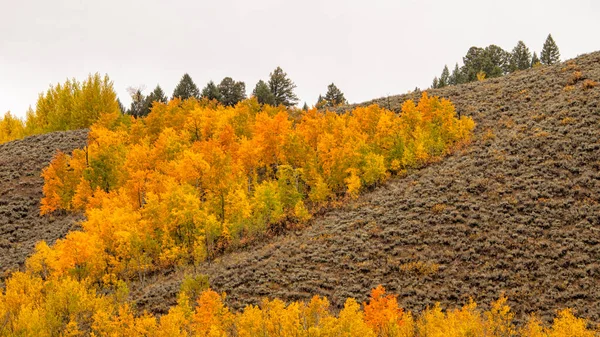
[36,93,474,287]
[0,69,351,144]
[431,34,562,88]
[1,275,596,337]
[0,73,122,144]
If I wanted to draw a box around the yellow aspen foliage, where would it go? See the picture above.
[236,305,265,337]
[345,168,362,198]
[33,95,474,296]
[308,173,332,203]
[417,300,484,337]
[520,315,548,337]
[484,294,516,337]
[302,295,332,329]
[477,71,487,81]
[0,111,25,143]
[362,153,387,186]
[324,298,376,337]
[0,279,598,337]
[547,309,596,337]
[1,74,121,145]
[294,200,312,222]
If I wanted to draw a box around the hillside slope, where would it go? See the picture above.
[0,52,598,325]
[0,130,87,279]
[135,52,600,323]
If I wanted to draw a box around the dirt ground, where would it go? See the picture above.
[0,130,87,280]
[1,52,599,325]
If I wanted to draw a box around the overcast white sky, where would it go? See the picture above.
[1,0,599,118]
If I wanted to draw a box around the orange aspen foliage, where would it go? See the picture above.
[191,290,234,336]
[363,285,411,337]
[35,95,474,289]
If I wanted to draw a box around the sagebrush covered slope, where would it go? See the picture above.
[0,130,87,279]
[0,52,599,325]
[187,52,599,323]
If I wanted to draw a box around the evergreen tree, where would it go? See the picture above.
[531,52,540,67]
[462,45,509,81]
[316,94,326,109]
[484,45,510,77]
[449,63,463,85]
[540,34,560,65]
[268,66,299,106]
[439,65,450,87]
[201,81,223,102]
[323,83,347,107]
[141,85,168,117]
[172,73,200,100]
[147,85,167,104]
[218,77,246,107]
[252,80,276,105]
[509,41,532,72]
[302,102,309,111]
[431,77,439,89]
[462,46,485,82]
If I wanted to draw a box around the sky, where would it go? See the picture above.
[1,0,599,118]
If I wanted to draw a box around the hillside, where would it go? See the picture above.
[0,51,599,326]
[0,130,87,279]
[136,52,600,323]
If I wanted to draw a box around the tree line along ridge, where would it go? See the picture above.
[431,34,561,88]
[0,67,347,144]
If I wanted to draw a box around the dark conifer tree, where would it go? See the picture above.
[438,65,450,87]
[141,85,168,117]
[540,34,560,65]
[323,83,347,107]
[172,73,200,100]
[268,67,299,106]
[510,41,532,72]
[252,80,276,105]
[531,52,540,67]
[201,81,223,102]
[218,77,246,107]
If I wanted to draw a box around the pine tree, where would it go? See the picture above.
[323,83,347,107]
[268,66,299,107]
[302,102,309,111]
[148,85,167,104]
[316,94,326,109]
[218,77,246,107]
[531,52,540,67]
[252,80,276,105]
[172,73,200,100]
[510,41,532,72]
[141,85,168,117]
[462,46,485,82]
[431,77,439,89]
[201,81,223,102]
[540,34,560,65]
[484,45,510,77]
[438,65,450,87]
[449,63,463,85]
